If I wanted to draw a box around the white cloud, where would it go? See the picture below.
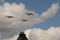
[25,29,32,39]
[0,2,59,40]
[37,3,59,22]
[2,27,60,40]
[28,27,60,40]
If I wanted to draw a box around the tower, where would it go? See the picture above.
[17,32,28,40]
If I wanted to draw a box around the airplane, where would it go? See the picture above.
[6,16,14,18]
[21,19,28,22]
[25,13,34,16]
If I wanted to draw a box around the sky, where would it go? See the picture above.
[5,0,60,29]
[0,0,60,40]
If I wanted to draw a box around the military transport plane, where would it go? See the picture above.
[6,16,14,18]
[25,13,34,16]
[21,19,28,22]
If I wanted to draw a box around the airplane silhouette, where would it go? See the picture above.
[25,13,34,16]
[21,19,28,22]
[6,16,14,18]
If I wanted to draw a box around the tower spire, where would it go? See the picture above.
[17,32,28,40]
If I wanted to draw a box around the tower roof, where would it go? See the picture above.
[17,32,28,40]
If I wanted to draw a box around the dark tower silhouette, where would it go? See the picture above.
[17,32,28,40]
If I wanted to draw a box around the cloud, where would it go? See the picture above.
[0,2,59,40]
[28,27,60,40]
[37,3,59,22]
[4,26,60,40]
[0,0,5,4]
[3,35,18,40]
